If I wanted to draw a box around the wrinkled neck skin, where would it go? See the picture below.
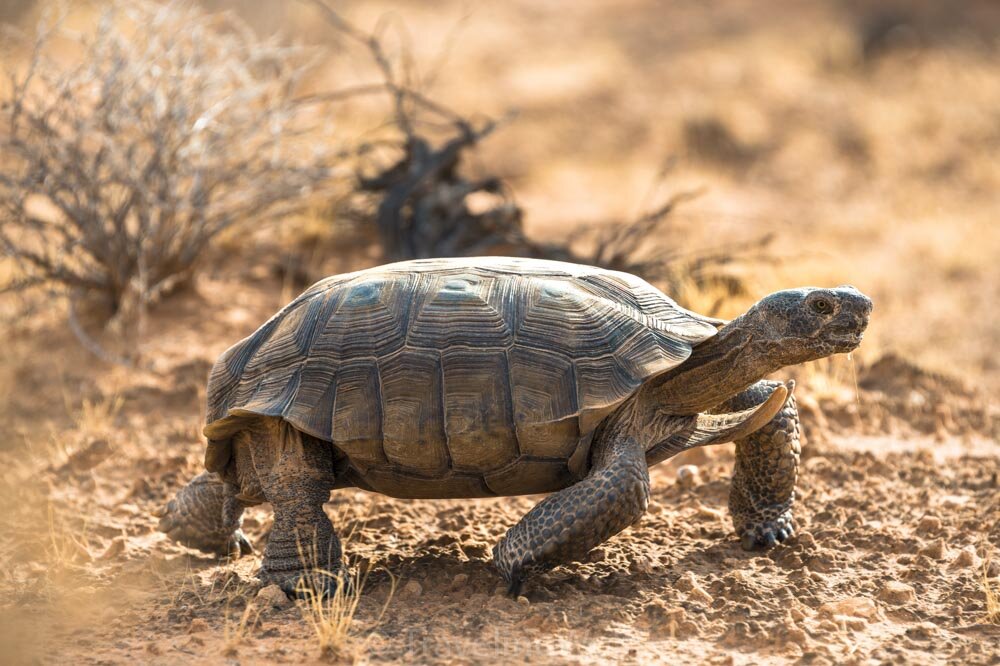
[642,312,785,416]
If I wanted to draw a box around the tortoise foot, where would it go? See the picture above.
[267,569,352,600]
[738,510,795,551]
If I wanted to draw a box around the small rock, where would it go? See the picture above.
[951,545,980,569]
[676,465,701,489]
[255,584,291,609]
[588,548,606,563]
[187,618,210,633]
[906,622,940,640]
[401,580,423,599]
[939,494,970,508]
[674,571,698,592]
[688,585,714,605]
[630,555,655,574]
[60,438,114,473]
[451,573,469,589]
[674,571,713,604]
[784,626,809,646]
[461,541,491,559]
[100,536,126,561]
[641,600,688,637]
[797,532,817,549]
[987,559,1000,578]
[878,581,916,605]
[916,516,941,534]
[818,597,877,621]
[695,505,725,522]
[919,538,947,561]
[516,595,529,606]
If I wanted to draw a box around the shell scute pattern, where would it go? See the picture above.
[204,258,720,495]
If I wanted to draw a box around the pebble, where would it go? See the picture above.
[688,585,714,605]
[916,516,941,534]
[987,559,1000,578]
[674,571,698,592]
[818,597,877,621]
[939,494,970,508]
[187,618,210,633]
[878,581,916,605]
[919,538,947,561]
[516,595,530,606]
[255,584,291,609]
[451,573,469,589]
[695,505,725,522]
[100,536,126,561]
[399,580,423,599]
[676,465,701,489]
[950,545,980,569]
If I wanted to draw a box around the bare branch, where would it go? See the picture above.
[0,1,341,358]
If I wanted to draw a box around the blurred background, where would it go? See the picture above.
[2,0,998,387]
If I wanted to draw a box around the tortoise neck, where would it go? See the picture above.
[643,315,778,415]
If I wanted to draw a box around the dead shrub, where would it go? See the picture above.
[306,1,770,309]
[0,1,336,359]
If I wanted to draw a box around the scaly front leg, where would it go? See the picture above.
[492,432,650,597]
[717,379,800,550]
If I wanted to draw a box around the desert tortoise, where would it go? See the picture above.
[159,257,871,596]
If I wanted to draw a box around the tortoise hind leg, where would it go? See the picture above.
[249,419,342,597]
[716,379,801,550]
[492,431,650,596]
[158,472,253,558]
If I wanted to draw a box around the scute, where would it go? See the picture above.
[203,257,721,492]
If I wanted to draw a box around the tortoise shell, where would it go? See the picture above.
[203,257,721,498]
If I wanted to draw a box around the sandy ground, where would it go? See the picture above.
[0,269,997,665]
[1,0,999,664]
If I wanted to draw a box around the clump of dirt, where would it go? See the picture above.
[801,353,999,442]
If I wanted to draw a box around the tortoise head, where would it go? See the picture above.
[747,285,872,363]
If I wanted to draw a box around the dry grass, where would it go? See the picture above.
[985,557,1000,625]
[45,502,93,570]
[71,394,123,438]
[222,601,262,657]
[296,565,397,661]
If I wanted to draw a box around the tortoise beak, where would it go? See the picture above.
[830,286,872,351]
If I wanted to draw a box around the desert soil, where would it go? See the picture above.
[0,270,997,665]
[1,0,999,664]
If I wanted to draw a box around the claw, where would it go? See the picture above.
[277,569,350,600]
[227,530,254,559]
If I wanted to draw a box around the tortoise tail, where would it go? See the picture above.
[157,472,253,558]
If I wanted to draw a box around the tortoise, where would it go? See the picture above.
[159,257,871,596]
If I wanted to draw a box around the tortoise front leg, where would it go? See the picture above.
[492,433,650,596]
[249,420,342,597]
[716,379,801,550]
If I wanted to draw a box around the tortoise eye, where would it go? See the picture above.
[811,298,833,315]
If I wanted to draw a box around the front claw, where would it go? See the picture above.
[227,530,255,559]
[270,569,352,601]
[738,511,795,551]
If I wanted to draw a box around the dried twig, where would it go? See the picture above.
[0,1,339,359]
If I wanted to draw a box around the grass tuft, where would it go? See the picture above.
[296,565,396,662]
[985,556,1000,625]
[222,601,261,657]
